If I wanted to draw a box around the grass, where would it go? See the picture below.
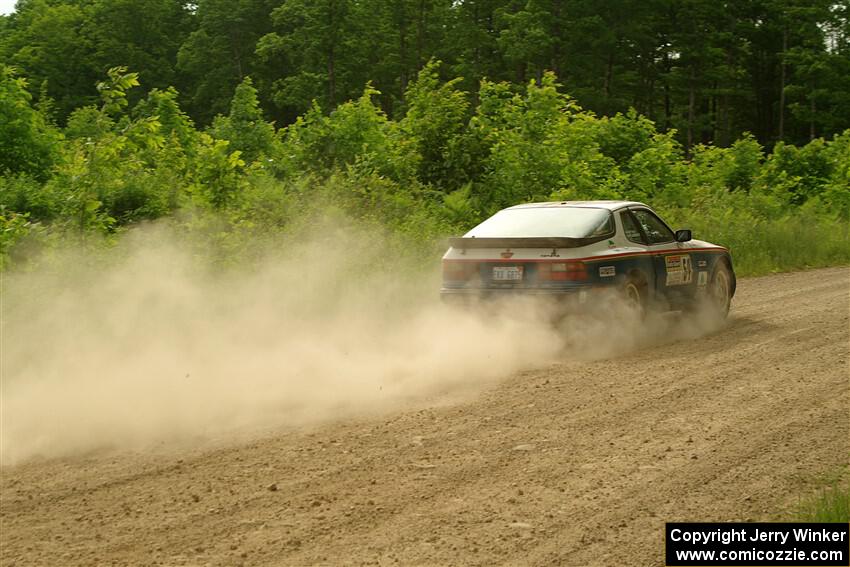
[796,465,850,522]
[798,482,850,523]
[671,208,850,277]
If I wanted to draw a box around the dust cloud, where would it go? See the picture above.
[1,222,723,465]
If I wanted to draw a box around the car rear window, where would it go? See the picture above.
[465,207,614,238]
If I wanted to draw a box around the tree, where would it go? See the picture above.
[444,0,510,95]
[1,0,194,124]
[1,0,99,119]
[342,0,454,117]
[210,76,277,164]
[133,86,198,151]
[0,65,61,179]
[783,0,850,141]
[177,0,274,124]
[398,61,472,189]
[496,1,554,84]
[256,0,358,118]
[84,0,194,102]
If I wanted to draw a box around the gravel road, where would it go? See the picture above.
[2,266,848,567]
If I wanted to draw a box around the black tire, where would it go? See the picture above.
[708,261,733,318]
[622,275,647,319]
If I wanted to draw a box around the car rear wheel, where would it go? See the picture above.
[622,277,646,319]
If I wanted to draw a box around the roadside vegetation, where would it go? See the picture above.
[799,485,850,523]
[797,467,850,523]
[2,62,848,275]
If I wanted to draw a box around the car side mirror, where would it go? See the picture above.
[675,229,692,242]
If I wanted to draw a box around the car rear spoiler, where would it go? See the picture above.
[447,235,610,249]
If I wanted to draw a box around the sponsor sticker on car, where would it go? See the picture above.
[665,255,693,286]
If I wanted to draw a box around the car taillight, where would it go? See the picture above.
[442,260,477,281]
[538,261,587,281]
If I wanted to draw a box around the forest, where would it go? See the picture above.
[1,0,849,274]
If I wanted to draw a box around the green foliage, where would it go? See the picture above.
[759,139,832,206]
[0,174,61,221]
[801,487,850,523]
[669,199,850,276]
[0,209,43,270]
[1,64,848,279]
[133,86,198,152]
[25,67,194,230]
[0,65,61,180]
[820,130,850,220]
[83,0,193,98]
[441,183,478,226]
[1,0,193,120]
[97,66,141,116]
[210,77,277,165]
[798,478,850,523]
[65,105,114,140]
[191,134,247,208]
[399,61,473,189]
[594,110,660,166]
[278,86,416,181]
[258,0,360,116]
[473,74,620,212]
[3,0,850,151]
[173,0,273,123]
[1,0,98,118]
[497,5,553,77]
[320,86,397,173]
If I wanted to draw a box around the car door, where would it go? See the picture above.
[628,207,697,306]
[617,209,658,294]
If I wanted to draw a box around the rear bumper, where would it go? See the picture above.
[440,285,593,306]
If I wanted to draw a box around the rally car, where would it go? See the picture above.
[441,201,735,317]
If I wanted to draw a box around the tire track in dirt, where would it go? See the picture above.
[1,266,848,566]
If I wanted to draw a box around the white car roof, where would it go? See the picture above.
[506,200,647,211]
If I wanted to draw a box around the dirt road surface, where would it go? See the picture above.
[2,266,849,566]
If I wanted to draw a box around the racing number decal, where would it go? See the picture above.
[664,254,693,286]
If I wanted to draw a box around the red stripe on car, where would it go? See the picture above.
[444,247,728,263]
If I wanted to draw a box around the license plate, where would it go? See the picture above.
[492,266,523,281]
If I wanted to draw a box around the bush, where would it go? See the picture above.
[799,483,850,523]
[1,64,848,277]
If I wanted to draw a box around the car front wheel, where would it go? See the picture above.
[708,262,732,318]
